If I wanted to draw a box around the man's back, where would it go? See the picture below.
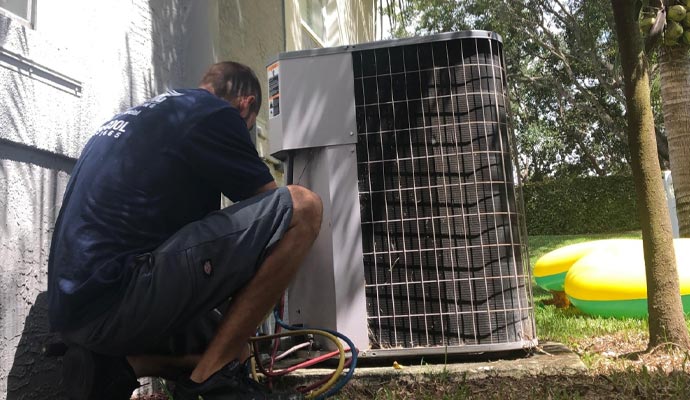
[48,89,272,330]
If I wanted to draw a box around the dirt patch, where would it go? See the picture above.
[573,331,690,375]
[339,368,690,399]
[336,333,690,399]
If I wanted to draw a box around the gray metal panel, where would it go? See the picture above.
[326,145,368,348]
[269,52,357,157]
[287,148,337,330]
[287,144,369,351]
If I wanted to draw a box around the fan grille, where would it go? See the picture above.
[353,37,533,349]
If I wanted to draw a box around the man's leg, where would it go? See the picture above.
[63,185,318,387]
[125,345,247,379]
[183,185,322,383]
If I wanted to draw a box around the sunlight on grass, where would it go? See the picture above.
[338,231,690,400]
[526,231,690,347]
[534,300,648,346]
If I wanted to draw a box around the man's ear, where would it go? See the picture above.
[239,95,256,117]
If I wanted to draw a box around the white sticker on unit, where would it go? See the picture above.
[267,62,280,119]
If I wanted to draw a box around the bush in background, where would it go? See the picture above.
[522,175,640,235]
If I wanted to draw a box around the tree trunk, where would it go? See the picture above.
[611,0,690,349]
[660,44,690,237]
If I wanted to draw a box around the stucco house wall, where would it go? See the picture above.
[0,1,217,396]
[0,0,373,397]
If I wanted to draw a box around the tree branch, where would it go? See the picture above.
[645,0,669,53]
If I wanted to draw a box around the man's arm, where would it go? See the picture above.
[254,181,278,195]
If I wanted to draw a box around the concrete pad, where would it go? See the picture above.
[279,342,586,386]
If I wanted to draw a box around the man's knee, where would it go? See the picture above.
[286,185,322,235]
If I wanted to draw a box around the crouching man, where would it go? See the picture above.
[48,61,321,400]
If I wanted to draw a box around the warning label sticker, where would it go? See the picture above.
[267,62,280,119]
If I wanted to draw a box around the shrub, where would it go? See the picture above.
[522,175,640,235]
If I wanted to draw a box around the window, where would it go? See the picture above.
[300,0,326,47]
[0,0,34,25]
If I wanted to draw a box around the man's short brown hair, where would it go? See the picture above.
[200,61,262,114]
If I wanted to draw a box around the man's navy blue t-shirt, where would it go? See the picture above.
[48,89,273,331]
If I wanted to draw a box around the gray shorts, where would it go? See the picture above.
[63,187,293,357]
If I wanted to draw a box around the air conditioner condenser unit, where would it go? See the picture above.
[267,31,536,358]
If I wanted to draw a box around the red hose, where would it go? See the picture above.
[255,347,352,377]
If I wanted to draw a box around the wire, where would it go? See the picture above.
[296,149,315,185]
[250,354,259,382]
[256,347,352,377]
[286,151,295,186]
[275,341,312,361]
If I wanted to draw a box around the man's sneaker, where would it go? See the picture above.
[62,345,139,400]
[173,360,304,400]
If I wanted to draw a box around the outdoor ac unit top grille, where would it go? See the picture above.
[353,36,533,349]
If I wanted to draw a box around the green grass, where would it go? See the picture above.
[335,231,690,399]
[528,231,647,345]
[534,299,649,346]
[528,231,657,346]
[529,231,690,348]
